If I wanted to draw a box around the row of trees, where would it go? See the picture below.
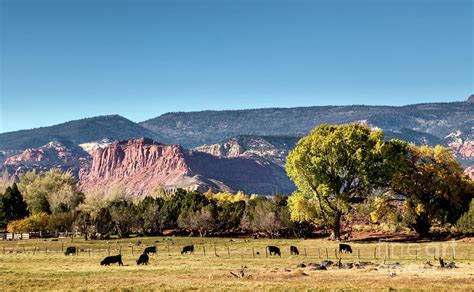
[1,124,473,239]
[3,184,307,239]
[286,124,474,238]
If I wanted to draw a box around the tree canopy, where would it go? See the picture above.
[18,169,84,214]
[286,123,407,238]
[390,144,474,237]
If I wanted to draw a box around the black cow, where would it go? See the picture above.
[181,245,194,254]
[100,254,123,266]
[290,246,299,255]
[64,246,77,256]
[144,246,156,254]
[267,246,281,257]
[339,243,352,253]
[136,253,149,265]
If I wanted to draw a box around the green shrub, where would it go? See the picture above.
[456,199,474,234]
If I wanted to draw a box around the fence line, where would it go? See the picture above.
[0,242,472,262]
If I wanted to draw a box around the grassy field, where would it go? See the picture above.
[0,236,473,290]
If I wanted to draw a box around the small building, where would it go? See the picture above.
[3,232,40,240]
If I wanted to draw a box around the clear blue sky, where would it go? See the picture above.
[0,0,472,133]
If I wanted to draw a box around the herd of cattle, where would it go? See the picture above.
[63,243,354,266]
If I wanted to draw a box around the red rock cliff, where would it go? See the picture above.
[78,138,192,196]
[3,141,89,177]
[78,138,295,196]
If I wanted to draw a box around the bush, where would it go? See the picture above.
[456,199,474,234]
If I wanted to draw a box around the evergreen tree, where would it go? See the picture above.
[0,183,29,227]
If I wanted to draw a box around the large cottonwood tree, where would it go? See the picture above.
[391,144,474,237]
[286,123,406,239]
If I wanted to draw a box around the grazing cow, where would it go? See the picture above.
[100,255,123,266]
[136,253,149,265]
[64,246,77,256]
[144,246,157,255]
[267,246,281,257]
[181,245,194,254]
[339,243,353,253]
[290,246,300,255]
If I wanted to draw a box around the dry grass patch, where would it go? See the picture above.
[0,237,472,290]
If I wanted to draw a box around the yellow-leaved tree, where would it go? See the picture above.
[286,124,407,239]
[390,144,474,237]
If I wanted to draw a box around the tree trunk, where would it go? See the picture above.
[413,215,431,238]
[333,212,342,240]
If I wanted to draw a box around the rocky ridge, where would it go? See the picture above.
[78,138,295,196]
[2,141,90,177]
[193,135,300,168]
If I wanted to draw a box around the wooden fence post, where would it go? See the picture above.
[167,245,170,256]
[374,247,377,260]
[318,248,321,259]
[214,245,217,257]
[45,243,48,255]
[203,246,206,256]
[33,246,36,255]
[304,248,307,258]
[108,244,111,256]
[228,246,230,256]
[415,248,418,261]
[334,248,337,259]
[265,247,268,258]
[252,247,255,258]
[357,249,360,261]
[325,248,328,259]
[131,246,134,255]
[61,242,64,253]
[88,248,91,257]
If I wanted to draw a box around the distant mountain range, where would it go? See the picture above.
[1,96,473,194]
[0,115,162,150]
[140,99,473,147]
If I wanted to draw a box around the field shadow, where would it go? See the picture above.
[351,232,471,243]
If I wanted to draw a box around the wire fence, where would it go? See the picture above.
[1,241,472,262]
